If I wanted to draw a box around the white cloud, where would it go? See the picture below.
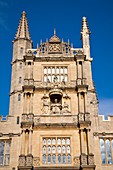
[98,98,113,118]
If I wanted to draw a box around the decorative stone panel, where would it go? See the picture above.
[88,154,94,165]
[81,153,87,165]
[18,155,26,166]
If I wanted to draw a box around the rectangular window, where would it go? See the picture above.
[43,66,68,83]
[0,140,11,166]
[42,137,71,165]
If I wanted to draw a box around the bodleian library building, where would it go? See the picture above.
[0,11,113,170]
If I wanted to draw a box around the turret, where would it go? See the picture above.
[9,11,32,116]
[81,17,91,60]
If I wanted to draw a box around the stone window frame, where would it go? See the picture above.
[42,136,71,165]
[0,140,11,166]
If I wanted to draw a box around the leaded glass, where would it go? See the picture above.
[43,155,46,164]
[68,154,71,163]
[58,154,61,164]
[48,155,51,164]
[52,154,56,164]
[62,154,66,164]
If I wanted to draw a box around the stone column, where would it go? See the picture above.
[30,94,33,113]
[21,130,25,155]
[84,92,87,113]
[78,93,81,113]
[29,130,32,155]
[23,94,27,113]
[81,129,87,155]
[87,129,92,154]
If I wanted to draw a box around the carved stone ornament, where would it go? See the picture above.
[33,157,40,167]
[88,154,94,165]
[85,112,90,121]
[73,156,80,167]
[81,153,87,165]
[18,155,26,166]
[26,155,33,167]
[34,117,40,125]
[79,113,84,122]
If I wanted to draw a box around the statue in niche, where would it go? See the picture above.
[42,99,50,114]
[62,101,70,114]
[51,98,61,114]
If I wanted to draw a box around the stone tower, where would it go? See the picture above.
[0,11,113,170]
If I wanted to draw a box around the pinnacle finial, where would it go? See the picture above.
[14,11,31,40]
[81,16,90,34]
[22,11,26,16]
[54,28,56,35]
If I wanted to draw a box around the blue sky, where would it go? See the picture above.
[0,0,113,117]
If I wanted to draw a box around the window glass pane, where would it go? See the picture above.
[62,154,66,164]
[62,138,65,145]
[58,146,61,153]
[56,67,59,74]
[106,140,112,164]
[52,139,56,145]
[4,154,10,165]
[64,67,67,74]
[52,146,56,153]
[64,75,68,82]
[67,146,70,153]
[0,155,4,165]
[48,67,51,74]
[60,67,63,74]
[100,139,106,164]
[43,155,46,164]
[62,146,66,153]
[43,146,46,154]
[48,146,51,154]
[68,154,71,164]
[52,154,56,164]
[6,142,10,154]
[0,142,4,155]
[48,155,51,164]
[48,139,51,145]
[58,154,61,164]
[66,138,70,145]
[44,67,47,74]
[57,138,61,145]
[52,67,55,74]
[43,139,46,145]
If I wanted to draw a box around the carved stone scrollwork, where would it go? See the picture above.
[18,155,26,166]
[73,156,80,167]
[81,153,87,165]
[34,117,40,125]
[26,155,33,167]
[79,113,84,122]
[88,154,94,165]
[33,157,40,167]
